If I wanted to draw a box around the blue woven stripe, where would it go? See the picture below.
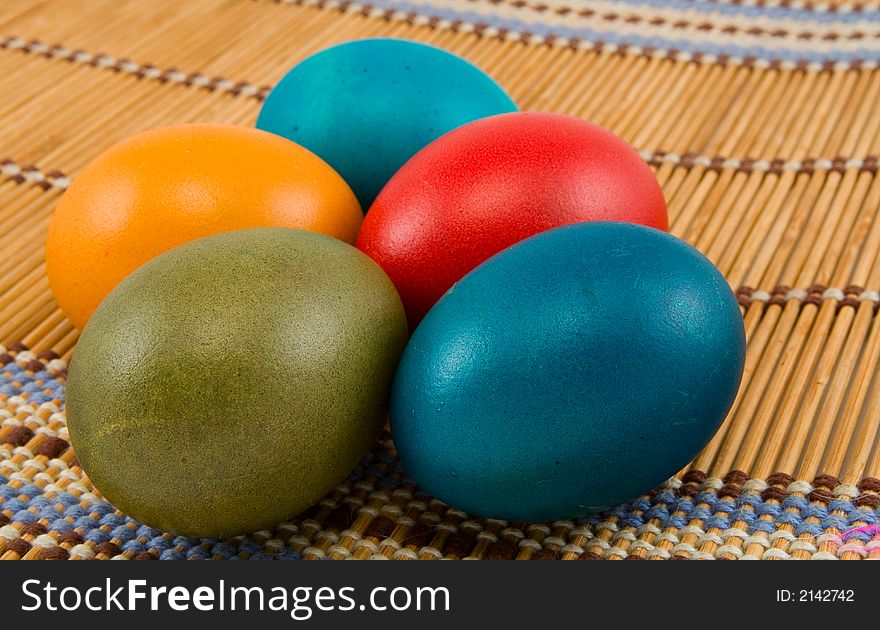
[364,0,880,63]
[596,0,880,21]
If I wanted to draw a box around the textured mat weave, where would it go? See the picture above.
[2,0,880,559]
[3,348,879,560]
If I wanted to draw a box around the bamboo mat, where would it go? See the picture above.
[2,0,880,559]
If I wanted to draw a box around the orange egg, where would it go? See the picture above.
[45,123,362,330]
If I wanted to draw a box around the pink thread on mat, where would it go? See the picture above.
[839,524,880,541]
[833,524,880,554]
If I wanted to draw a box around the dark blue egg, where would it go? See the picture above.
[391,222,745,521]
[256,38,517,210]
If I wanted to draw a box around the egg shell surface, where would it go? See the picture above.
[46,123,361,330]
[66,228,408,538]
[391,222,745,521]
[256,38,517,209]
[358,112,668,328]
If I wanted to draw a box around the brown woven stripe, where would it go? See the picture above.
[2,153,877,195]
[0,36,272,101]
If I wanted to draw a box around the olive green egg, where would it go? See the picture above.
[66,227,408,538]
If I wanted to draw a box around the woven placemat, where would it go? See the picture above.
[2,0,880,559]
[3,347,878,560]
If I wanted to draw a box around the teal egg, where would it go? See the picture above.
[391,223,746,521]
[256,38,517,209]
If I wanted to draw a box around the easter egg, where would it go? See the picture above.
[256,38,517,209]
[358,112,668,328]
[46,124,361,330]
[66,228,407,538]
[392,222,744,521]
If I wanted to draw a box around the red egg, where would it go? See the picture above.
[357,112,668,328]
